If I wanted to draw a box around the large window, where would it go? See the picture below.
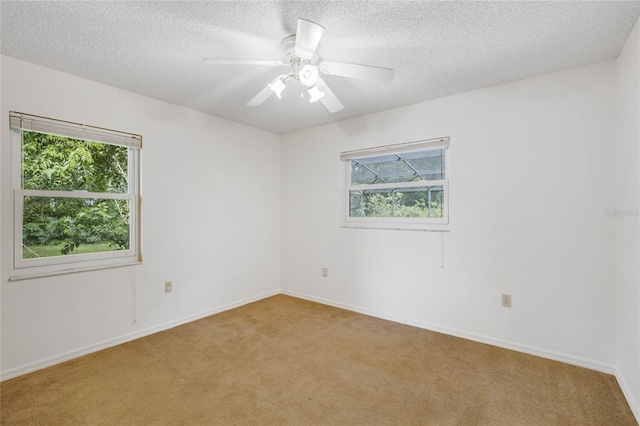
[10,112,142,279]
[341,137,449,230]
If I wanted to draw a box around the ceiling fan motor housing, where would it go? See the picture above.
[281,35,317,65]
[280,35,320,87]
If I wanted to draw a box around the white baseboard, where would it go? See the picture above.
[0,289,279,381]
[615,368,640,424]
[281,289,617,375]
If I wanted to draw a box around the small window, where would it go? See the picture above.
[341,138,449,230]
[10,112,142,280]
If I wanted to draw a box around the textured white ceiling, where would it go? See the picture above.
[2,1,639,134]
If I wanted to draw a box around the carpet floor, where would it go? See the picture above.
[0,294,636,425]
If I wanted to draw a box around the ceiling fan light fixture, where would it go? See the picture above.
[308,84,325,103]
[299,64,319,87]
[268,77,287,99]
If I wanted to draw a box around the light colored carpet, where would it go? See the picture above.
[1,295,636,425]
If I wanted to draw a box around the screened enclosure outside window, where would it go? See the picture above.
[10,112,142,279]
[342,138,449,230]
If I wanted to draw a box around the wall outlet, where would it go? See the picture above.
[501,293,511,308]
[165,281,172,293]
[322,267,328,277]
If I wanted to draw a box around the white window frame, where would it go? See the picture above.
[10,112,142,281]
[341,137,450,231]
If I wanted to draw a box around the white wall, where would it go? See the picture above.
[0,56,281,378]
[616,16,640,419]
[281,61,618,371]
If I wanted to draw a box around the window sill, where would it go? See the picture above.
[341,222,450,232]
[9,259,142,282]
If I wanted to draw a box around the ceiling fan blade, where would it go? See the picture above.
[319,61,394,84]
[316,78,344,113]
[203,58,286,66]
[295,18,325,59]
[247,85,274,107]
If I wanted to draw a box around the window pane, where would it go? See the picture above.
[350,161,379,185]
[22,130,128,193]
[22,196,130,259]
[350,186,444,218]
[350,148,445,185]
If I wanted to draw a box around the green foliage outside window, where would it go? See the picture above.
[350,188,444,218]
[21,131,130,258]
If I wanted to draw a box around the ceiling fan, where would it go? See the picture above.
[203,18,394,113]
